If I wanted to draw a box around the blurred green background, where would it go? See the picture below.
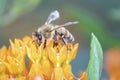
[0,0,120,79]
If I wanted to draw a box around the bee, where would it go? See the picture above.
[32,10,79,48]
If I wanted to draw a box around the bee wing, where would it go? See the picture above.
[60,21,79,27]
[45,10,60,24]
[49,21,79,32]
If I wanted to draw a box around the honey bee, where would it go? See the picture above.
[32,10,79,47]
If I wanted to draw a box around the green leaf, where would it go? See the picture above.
[87,33,103,80]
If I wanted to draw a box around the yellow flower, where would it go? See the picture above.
[0,46,9,80]
[0,36,87,80]
[48,45,67,80]
[26,41,44,80]
[62,43,79,80]
[40,46,53,80]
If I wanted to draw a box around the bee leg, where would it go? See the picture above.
[61,36,71,50]
[53,31,59,52]
[53,35,58,47]
[53,30,59,47]
[38,40,42,46]
[44,39,47,48]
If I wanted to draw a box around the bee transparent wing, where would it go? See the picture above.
[49,21,79,32]
[60,21,79,27]
[45,10,60,24]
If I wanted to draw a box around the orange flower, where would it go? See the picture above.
[40,47,53,80]
[26,42,43,80]
[79,72,88,80]
[0,46,9,80]
[48,45,67,80]
[0,46,7,72]
[104,48,120,80]
[0,36,87,80]
[62,43,79,80]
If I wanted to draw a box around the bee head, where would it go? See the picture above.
[32,31,42,40]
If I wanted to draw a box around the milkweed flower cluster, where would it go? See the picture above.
[0,36,87,80]
[104,49,120,80]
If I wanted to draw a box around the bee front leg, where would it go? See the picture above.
[44,39,47,48]
[38,39,42,46]
[53,31,58,47]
